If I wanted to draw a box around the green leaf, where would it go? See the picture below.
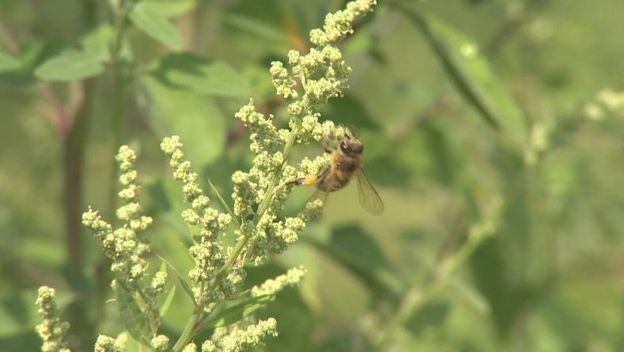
[149,53,251,97]
[113,283,151,346]
[157,255,196,306]
[397,3,527,147]
[80,24,115,62]
[223,14,289,50]
[324,94,380,130]
[0,51,20,72]
[129,1,182,49]
[404,299,451,337]
[34,49,105,81]
[305,225,404,301]
[207,294,275,328]
[143,0,196,19]
[144,76,226,166]
[159,286,176,317]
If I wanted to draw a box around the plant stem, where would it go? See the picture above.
[94,0,129,340]
[108,0,129,217]
[172,311,202,352]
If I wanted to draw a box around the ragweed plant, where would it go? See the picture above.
[35,0,377,351]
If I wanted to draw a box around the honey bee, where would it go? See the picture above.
[295,134,384,214]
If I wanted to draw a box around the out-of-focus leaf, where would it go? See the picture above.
[80,24,115,62]
[0,291,41,338]
[144,0,196,18]
[159,286,176,317]
[324,94,380,130]
[0,51,20,72]
[0,332,40,351]
[34,49,104,81]
[396,3,527,148]
[144,76,226,166]
[129,1,182,49]
[305,225,403,301]
[223,14,289,50]
[0,40,65,86]
[207,294,275,328]
[150,53,250,97]
[405,299,451,336]
[113,283,151,345]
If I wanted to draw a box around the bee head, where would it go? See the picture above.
[339,134,364,155]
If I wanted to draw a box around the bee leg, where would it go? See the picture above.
[292,174,318,187]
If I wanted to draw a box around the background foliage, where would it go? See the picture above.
[1,0,624,350]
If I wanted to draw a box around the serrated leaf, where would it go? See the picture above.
[149,53,250,97]
[159,286,176,317]
[129,2,182,49]
[113,283,151,346]
[207,294,275,328]
[0,51,20,72]
[305,225,403,301]
[34,49,104,81]
[398,4,527,147]
[144,76,226,166]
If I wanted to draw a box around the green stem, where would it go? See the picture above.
[108,0,129,217]
[95,0,129,341]
[172,311,203,352]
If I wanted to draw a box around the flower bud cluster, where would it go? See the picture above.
[233,0,376,266]
[82,146,153,285]
[35,286,70,352]
[583,88,624,121]
[251,267,306,297]
[271,0,376,119]
[161,136,237,306]
[202,318,278,352]
[82,146,168,350]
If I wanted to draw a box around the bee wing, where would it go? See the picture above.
[356,169,384,215]
[309,189,329,207]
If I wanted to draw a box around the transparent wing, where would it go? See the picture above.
[356,169,384,215]
[309,189,329,207]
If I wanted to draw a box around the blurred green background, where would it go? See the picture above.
[1,0,624,350]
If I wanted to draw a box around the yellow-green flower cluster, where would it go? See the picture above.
[93,331,128,351]
[82,146,153,284]
[202,318,278,352]
[583,88,624,121]
[35,286,71,352]
[251,267,306,297]
[271,0,376,117]
[94,335,115,352]
[82,145,168,350]
[161,136,237,307]
[230,1,376,266]
[310,0,377,46]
